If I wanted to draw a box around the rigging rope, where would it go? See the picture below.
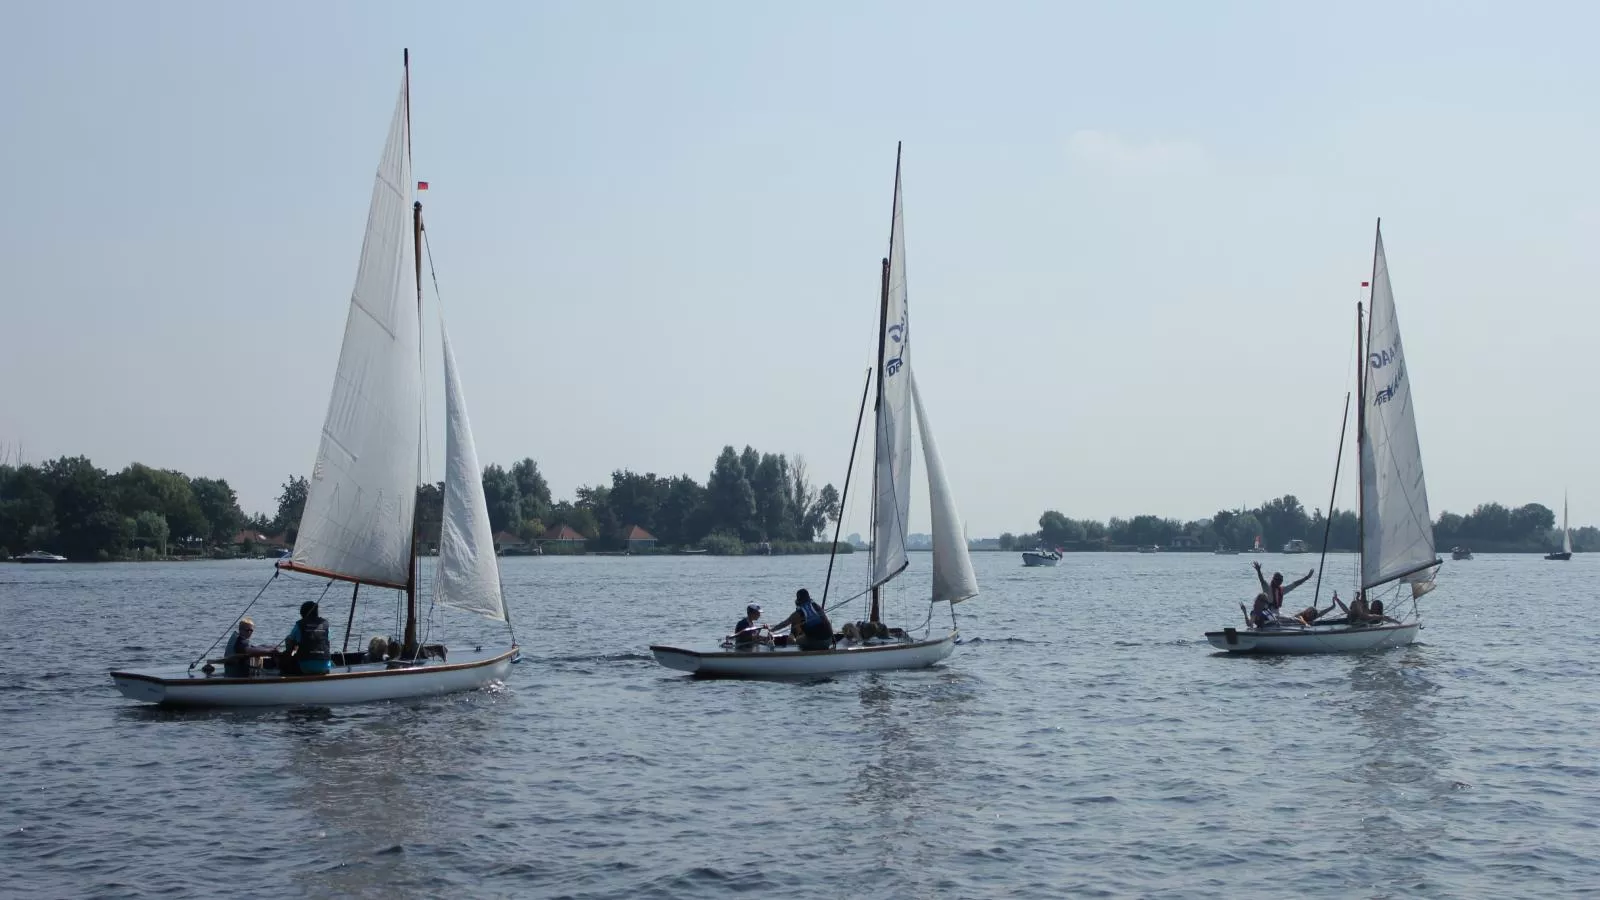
[190,569,282,670]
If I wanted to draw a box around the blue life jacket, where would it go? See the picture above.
[800,602,829,638]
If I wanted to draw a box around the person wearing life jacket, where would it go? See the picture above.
[283,600,332,676]
[777,588,834,651]
[1253,561,1314,616]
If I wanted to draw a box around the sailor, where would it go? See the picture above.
[220,617,276,677]
[1254,561,1314,614]
[778,589,834,651]
[732,603,770,649]
[284,600,332,676]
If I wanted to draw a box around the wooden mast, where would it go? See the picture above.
[1356,218,1380,595]
[869,253,891,624]
[402,47,423,658]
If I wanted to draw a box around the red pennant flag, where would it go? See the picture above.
[1361,281,1370,287]
[417,181,429,191]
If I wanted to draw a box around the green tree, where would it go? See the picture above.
[42,456,123,559]
[998,532,1016,551]
[708,446,757,541]
[134,510,170,555]
[654,475,709,546]
[414,482,444,544]
[607,470,664,534]
[190,476,245,544]
[0,464,55,553]
[1224,512,1262,551]
[273,476,309,541]
[110,464,207,541]
[751,453,793,541]
[1038,510,1085,547]
[804,483,840,540]
[481,464,521,534]
[510,458,552,527]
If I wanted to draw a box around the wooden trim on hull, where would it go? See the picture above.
[110,648,518,706]
[1204,623,1419,655]
[650,632,956,677]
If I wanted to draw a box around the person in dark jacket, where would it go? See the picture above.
[283,601,332,675]
[776,589,834,651]
[221,617,276,677]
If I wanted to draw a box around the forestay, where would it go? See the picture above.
[436,326,506,621]
[911,373,978,605]
[289,81,421,590]
[1360,226,1437,592]
[872,154,912,589]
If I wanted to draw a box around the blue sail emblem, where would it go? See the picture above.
[884,316,907,377]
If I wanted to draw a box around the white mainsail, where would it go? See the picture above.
[436,325,507,621]
[1359,225,1438,592]
[871,152,912,589]
[1563,495,1573,554]
[911,373,978,605]
[288,81,421,590]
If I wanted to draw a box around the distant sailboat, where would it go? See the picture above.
[651,145,979,676]
[111,52,519,705]
[1546,494,1573,560]
[1209,221,1440,653]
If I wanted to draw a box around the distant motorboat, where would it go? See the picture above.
[678,549,709,555]
[1450,546,1472,561]
[1021,549,1060,567]
[1137,545,1159,554]
[1547,494,1573,560]
[1281,539,1310,554]
[16,550,68,563]
[1214,545,1240,555]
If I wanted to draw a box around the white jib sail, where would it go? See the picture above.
[1360,225,1438,592]
[436,325,507,621]
[871,155,913,589]
[290,81,420,589]
[911,373,978,605]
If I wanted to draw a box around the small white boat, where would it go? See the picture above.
[1205,622,1418,654]
[1213,546,1240,555]
[1209,222,1441,656]
[1137,545,1159,553]
[1450,546,1472,560]
[15,550,68,563]
[651,632,954,677]
[1021,549,1060,567]
[111,51,518,706]
[112,649,517,706]
[650,145,979,679]
[1281,538,1310,553]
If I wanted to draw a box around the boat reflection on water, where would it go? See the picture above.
[1340,647,1455,883]
[281,701,507,898]
[846,672,975,890]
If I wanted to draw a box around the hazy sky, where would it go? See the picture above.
[2,1,1597,537]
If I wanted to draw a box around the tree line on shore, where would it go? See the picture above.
[4,457,1586,560]
[1003,495,1592,554]
[0,445,844,560]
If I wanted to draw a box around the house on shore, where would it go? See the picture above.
[540,524,587,551]
[620,525,657,552]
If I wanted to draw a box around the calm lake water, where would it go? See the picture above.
[2,552,1596,898]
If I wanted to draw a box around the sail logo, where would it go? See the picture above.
[1373,362,1406,406]
[1368,341,1401,371]
[884,315,907,377]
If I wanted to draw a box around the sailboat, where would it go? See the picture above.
[111,52,518,705]
[1208,221,1440,654]
[650,145,979,677]
[1546,494,1573,560]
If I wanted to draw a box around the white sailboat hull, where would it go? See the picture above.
[1204,623,1419,654]
[651,631,956,677]
[110,648,517,707]
[1021,552,1059,567]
